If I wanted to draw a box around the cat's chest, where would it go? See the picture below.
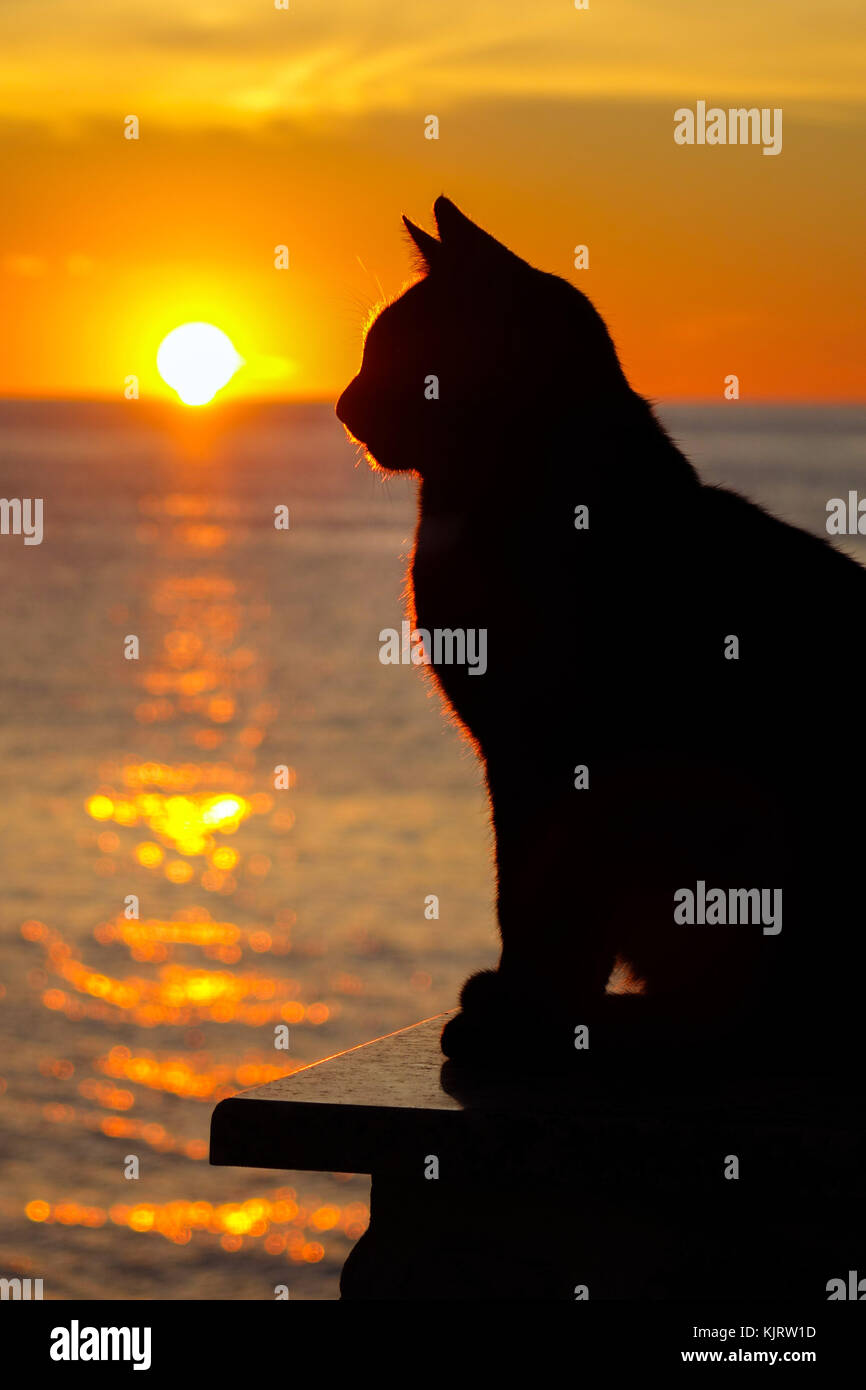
[415,509,471,561]
[412,507,494,621]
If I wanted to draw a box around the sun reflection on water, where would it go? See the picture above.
[24,1190,369,1256]
[7,484,367,1287]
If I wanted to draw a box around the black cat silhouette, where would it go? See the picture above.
[337,196,866,1075]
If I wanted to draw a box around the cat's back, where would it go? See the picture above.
[695,481,866,625]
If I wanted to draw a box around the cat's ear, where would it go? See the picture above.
[433,196,519,270]
[402,215,442,271]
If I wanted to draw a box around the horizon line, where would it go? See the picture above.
[0,394,864,410]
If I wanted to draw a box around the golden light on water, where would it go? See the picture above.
[24,1191,369,1255]
[5,485,372,1288]
[86,790,251,857]
[23,918,332,1027]
[156,323,243,406]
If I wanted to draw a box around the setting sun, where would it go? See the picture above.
[156,323,243,406]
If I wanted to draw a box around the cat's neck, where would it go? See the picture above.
[421,389,699,511]
[599,390,700,489]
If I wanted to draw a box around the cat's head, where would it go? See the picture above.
[336,196,630,476]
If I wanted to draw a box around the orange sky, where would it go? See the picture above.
[0,0,864,402]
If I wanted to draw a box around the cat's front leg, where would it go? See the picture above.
[441,786,618,1064]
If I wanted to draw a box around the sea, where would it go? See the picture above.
[0,400,864,1299]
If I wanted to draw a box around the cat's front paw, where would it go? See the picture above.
[440,969,505,1062]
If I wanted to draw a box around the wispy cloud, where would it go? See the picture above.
[1,0,864,130]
